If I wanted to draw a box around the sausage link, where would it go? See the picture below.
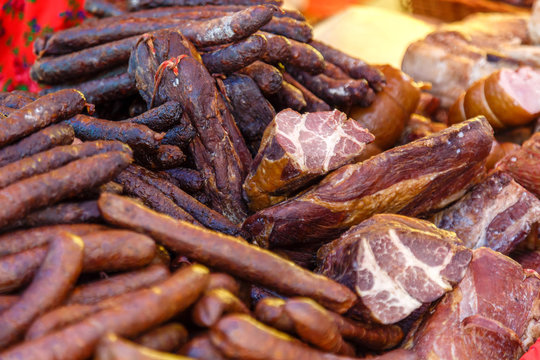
[0,140,130,189]
[0,151,132,228]
[161,114,196,148]
[128,0,282,11]
[260,16,312,43]
[136,145,186,170]
[43,72,137,105]
[135,323,188,352]
[98,193,357,313]
[2,264,210,360]
[0,124,74,167]
[66,114,162,152]
[211,314,343,360]
[31,37,139,84]
[79,230,157,273]
[0,89,85,146]
[282,71,331,112]
[192,288,249,327]
[287,65,375,108]
[310,39,386,91]
[66,264,169,305]
[202,34,266,74]
[7,200,101,230]
[0,224,108,257]
[116,170,200,225]
[238,61,283,95]
[127,165,241,236]
[162,168,204,193]
[127,101,182,132]
[0,232,83,348]
[269,80,306,111]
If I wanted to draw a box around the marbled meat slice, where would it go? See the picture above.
[243,109,374,211]
[317,214,472,325]
[243,117,494,249]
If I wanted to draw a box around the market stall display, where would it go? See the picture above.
[0,0,538,359]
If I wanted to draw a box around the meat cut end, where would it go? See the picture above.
[316,214,472,325]
[243,109,373,212]
[405,247,540,360]
[499,67,540,116]
[496,132,540,198]
[274,109,374,173]
[432,171,540,254]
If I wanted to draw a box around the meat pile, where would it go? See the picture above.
[0,0,538,359]
[402,11,538,107]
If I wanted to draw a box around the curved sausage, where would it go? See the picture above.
[192,288,249,327]
[135,323,188,352]
[66,264,170,305]
[2,264,210,360]
[0,124,74,167]
[0,89,85,146]
[66,114,162,152]
[0,232,83,348]
[0,151,132,228]
[202,34,266,74]
[98,193,357,313]
[0,140,130,189]
[127,101,182,132]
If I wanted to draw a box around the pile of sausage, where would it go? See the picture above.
[0,47,410,359]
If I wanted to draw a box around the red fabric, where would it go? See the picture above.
[522,339,540,360]
[0,0,86,92]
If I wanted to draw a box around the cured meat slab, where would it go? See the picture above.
[432,172,540,254]
[243,109,374,211]
[405,247,540,360]
[317,214,472,324]
[243,116,494,249]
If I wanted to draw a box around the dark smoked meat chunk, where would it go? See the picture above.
[243,117,494,249]
[130,29,250,223]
